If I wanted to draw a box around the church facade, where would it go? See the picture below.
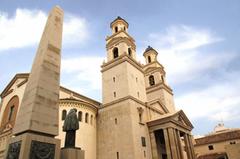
[0,17,196,159]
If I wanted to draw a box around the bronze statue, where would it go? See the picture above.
[63,108,79,148]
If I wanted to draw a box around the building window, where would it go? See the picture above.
[136,77,138,82]
[113,77,116,82]
[139,113,142,123]
[78,111,82,122]
[8,105,15,121]
[137,92,140,98]
[144,151,146,158]
[149,75,155,86]
[85,113,89,123]
[90,115,93,125]
[137,107,144,123]
[116,152,119,159]
[115,26,118,33]
[230,141,236,144]
[128,48,132,56]
[115,118,118,124]
[141,137,146,147]
[148,56,151,63]
[208,145,214,150]
[113,47,119,59]
[124,27,126,31]
[62,110,67,120]
[114,92,116,98]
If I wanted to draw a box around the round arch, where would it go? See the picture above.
[1,95,19,128]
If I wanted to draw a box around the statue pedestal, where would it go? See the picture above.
[4,132,60,159]
[61,147,85,159]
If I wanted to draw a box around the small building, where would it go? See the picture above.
[194,123,240,159]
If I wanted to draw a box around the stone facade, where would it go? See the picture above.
[0,16,196,159]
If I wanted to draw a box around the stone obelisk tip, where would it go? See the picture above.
[53,5,64,12]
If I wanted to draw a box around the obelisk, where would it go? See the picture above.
[4,6,63,159]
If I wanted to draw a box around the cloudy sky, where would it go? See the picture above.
[0,0,239,135]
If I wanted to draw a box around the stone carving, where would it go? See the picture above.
[6,141,21,159]
[63,108,79,148]
[29,141,55,159]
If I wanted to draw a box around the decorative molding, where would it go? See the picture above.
[101,95,163,115]
[59,99,98,113]
[17,79,28,88]
[6,141,21,159]
[29,140,55,159]
[101,54,144,73]
[0,73,29,98]
[106,37,136,50]
[146,83,173,95]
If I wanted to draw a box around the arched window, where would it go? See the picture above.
[149,75,155,86]
[90,115,93,125]
[113,47,119,59]
[62,110,67,120]
[115,26,118,33]
[114,92,116,98]
[148,56,151,63]
[113,77,116,82]
[8,106,15,121]
[1,95,19,127]
[85,113,89,123]
[78,111,82,122]
[124,27,126,31]
[128,48,132,57]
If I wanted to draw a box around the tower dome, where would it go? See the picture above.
[143,46,158,64]
[110,16,129,34]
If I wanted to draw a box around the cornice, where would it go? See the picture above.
[106,37,136,50]
[0,73,29,98]
[101,53,144,73]
[146,83,173,95]
[59,98,98,113]
[101,95,163,115]
[106,30,135,42]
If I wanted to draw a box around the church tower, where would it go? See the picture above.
[143,46,175,113]
[97,17,151,159]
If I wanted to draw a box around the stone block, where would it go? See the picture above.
[61,148,85,159]
[4,132,60,159]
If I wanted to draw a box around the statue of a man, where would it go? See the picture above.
[63,108,79,148]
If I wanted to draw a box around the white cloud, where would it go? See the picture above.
[61,56,103,94]
[0,8,89,52]
[142,25,229,85]
[175,74,240,121]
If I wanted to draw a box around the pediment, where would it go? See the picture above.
[0,73,29,98]
[172,110,193,129]
[148,99,169,114]
[147,110,194,131]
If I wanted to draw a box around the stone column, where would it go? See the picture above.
[187,134,196,159]
[176,130,184,159]
[150,131,158,159]
[163,129,172,159]
[184,133,193,159]
[4,6,63,159]
[168,128,180,159]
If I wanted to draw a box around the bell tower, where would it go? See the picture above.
[98,17,151,159]
[102,17,146,104]
[106,16,137,62]
[143,46,176,113]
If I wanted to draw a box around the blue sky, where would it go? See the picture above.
[0,0,240,135]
